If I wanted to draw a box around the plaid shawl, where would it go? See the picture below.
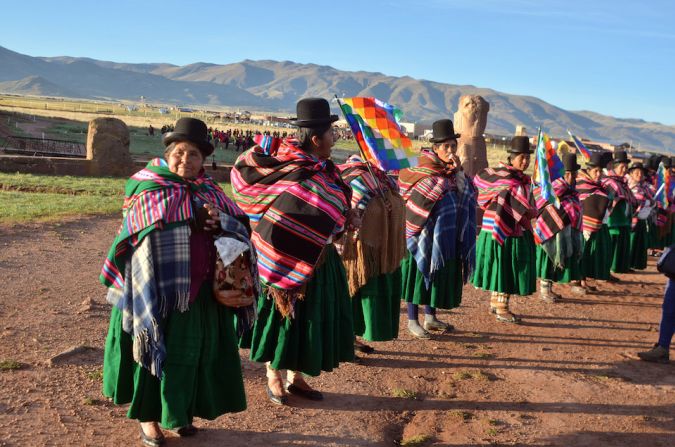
[577,169,610,233]
[231,139,351,316]
[106,225,191,377]
[534,178,582,244]
[100,158,244,288]
[474,163,534,245]
[399,150,477,287]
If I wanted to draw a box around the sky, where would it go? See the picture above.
[2,0,674,125]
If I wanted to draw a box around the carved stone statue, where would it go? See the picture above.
[453,95,490,176]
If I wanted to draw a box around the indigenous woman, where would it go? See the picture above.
[535,153,584,302]
[398,119,477,338]
[627,162,653,270]
[338,154,406,350]
[473,136,536,324]
[602,150,637,278]
[231,98,357,405]
[576,151,614,291]
[101,118,251,446]
[645,155,666,255]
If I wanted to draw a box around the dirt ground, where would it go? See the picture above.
[0,215,673,446]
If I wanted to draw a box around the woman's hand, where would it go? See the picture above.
[203,203,221,231]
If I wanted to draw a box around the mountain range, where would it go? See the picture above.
[1,45,673,152]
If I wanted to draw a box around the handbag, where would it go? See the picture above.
[213,252,255,308]
[656,244,675,279]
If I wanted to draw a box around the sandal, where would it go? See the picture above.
[140,425,165,447]
[495,311,521,324]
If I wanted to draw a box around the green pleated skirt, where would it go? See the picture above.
[647,220,661,250]
[581,225,612,280]
[248,245,354,376]
[535,245,582,283]
[102,285,246,429]
[352,269,401,342]
[401,252,464,309]
[472,230,536,296]
[609,226,631,273]
[630,219,648,270]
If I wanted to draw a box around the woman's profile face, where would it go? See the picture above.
[167,142,203,179]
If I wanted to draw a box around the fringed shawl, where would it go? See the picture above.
[474,163,534,245]
[231,139,351,317]
[338,155,406,296]
[577,169,610,233]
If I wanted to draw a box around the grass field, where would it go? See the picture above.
[0,172,232,224]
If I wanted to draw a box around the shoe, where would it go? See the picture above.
[607,274,621,283]
[286,382,324,401]
[408,322,431,339]
[637,344,670,364]
[172,424,198,437]
[354,342,375,353]
[266,384,288,405]
[423,319,453,332]
[495,312,521,324]
[570,285,587,295]
[140,426,165,447]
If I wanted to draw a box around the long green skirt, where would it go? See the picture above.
[535,245,582,283]
[647,220,660,250]
[352,269,401,342]
[401,253,463,309]
[630,219,648,270]
[472,230,536,296]
[609,226,631,273]
[102,285,246,429]
[248,245,354,376]
[581,225,612,280]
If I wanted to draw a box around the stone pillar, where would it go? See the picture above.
[453,95,490,177]
[86,117,133,176]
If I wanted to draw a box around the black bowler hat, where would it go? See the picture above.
[429,119,461,143]
[508,136,534,154]
[290,97,339,128]
[163,117,214,156]
[613,150,629,164]
[563,152,581,172]
[647,154,662,171]
[627,162,646,173]
[664,157,673,168]
[587,151,612,168]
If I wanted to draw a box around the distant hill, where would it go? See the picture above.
[1,45,673,152]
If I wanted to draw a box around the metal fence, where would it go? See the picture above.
[0,135,86,158]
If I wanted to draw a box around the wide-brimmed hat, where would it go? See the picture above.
[613,150,629,164]
[429,119,461,143]
[290,97,339,128]
[587,151,613,168]
[162,117,214,156]
[646,154,662,171]
[628,162,646,173]
[508,136,534,154]
[563,152,581,172]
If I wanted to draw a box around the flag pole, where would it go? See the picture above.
[334,95,387,199]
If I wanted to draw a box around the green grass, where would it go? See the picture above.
[0,172,126,196]
[391,388,418,399]
[0,172,233,224]
[0,360,23,371]
[0,191,122,223]
[400,434,432,446]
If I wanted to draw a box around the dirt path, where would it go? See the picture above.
[0,216,673,446]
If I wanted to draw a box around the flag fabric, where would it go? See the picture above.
[338,97,418,171]
[567,130,592,161]
[655,161,670,207]
[253,134,282,155]
[533,129,564,208]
